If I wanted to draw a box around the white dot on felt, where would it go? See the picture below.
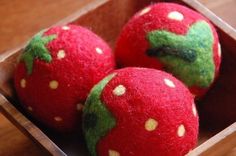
[164,78,175,88]
[49,80,59,89]
[177,124,186,137]
[192,102,197,117]
[95,47,103,54]
[108,150,120,156]
[139,7,151,16]
[54,116,63,122]
[113,85,126,96]
[57,50,66,59]
[145,118,158,131]
[27,106,33,111]
[62,26,70,30]
[77,103,84,111]
[218,43,222,57]
[20,79,26,88]
[168,11,184,21]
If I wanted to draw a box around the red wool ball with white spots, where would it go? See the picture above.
[14,25,115,132]
[83,67,199,156]
[115,3,221,98]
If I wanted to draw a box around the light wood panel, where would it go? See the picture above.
[199,0,236,28]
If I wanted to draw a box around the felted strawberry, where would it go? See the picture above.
[14,24,115,132]
[115,3,221,97]
[83,67,199,156]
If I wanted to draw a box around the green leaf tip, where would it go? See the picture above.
[21,30,57,75]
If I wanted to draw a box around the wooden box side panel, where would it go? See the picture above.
[188,123,236,156]
[0,94,66,156]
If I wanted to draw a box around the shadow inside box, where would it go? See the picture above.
[9,96,89,156]
[197,44,236,130]
[48,132,88,156]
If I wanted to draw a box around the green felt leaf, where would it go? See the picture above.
[83,73,116,156]
[146,21,215,88]
[21,30,57,75]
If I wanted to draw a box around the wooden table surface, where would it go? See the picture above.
[0,0,235,155]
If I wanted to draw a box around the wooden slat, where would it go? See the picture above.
[183,0,236,40]
[0,113,47,156]
[0,94,66,156]
[188,123,236,156]
[199,0,236,28]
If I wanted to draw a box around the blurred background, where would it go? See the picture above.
[0,0,235,155]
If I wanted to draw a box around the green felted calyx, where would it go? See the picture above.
[83,73,116,156]
[84,112,98,130]
[21,30,57,75]
[146,21,215,88]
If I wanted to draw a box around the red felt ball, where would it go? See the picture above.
[14,25,115,132]
[83,67,199,156]
[115,3,221,98]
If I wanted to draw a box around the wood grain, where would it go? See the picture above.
[0,112,47,156]
[0,94,66,156]
[199,0,236,28]
[187,123,236,156]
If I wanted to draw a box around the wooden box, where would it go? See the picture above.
[0,0,236,155]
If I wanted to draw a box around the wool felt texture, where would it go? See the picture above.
[83,67,199,156]
[21,30,56,74]
[147,21,214,88]
[115,2,221,97]
[14,24,115,132]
